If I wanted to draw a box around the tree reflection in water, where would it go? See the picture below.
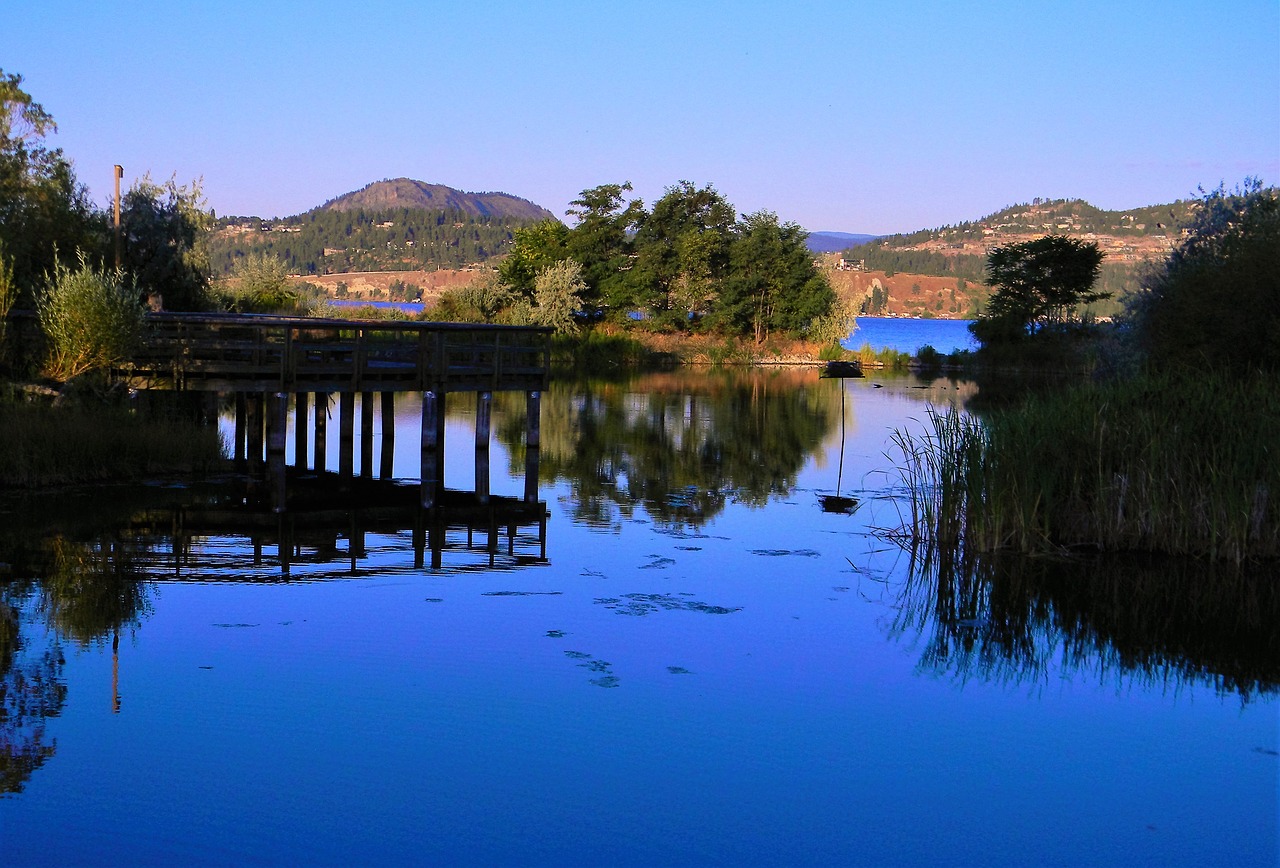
[2,528,157,794]
[889,542,1280,701]
[1,579,67,794]
[495,368,841,531]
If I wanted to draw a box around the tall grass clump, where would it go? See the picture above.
[37,257,145,381]
[551,329,656,371]
[891,371,1279,561]
[853,341,912,369]
[0,402,225,487]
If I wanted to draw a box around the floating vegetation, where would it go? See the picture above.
[595,593,742,616]
[545,630,566,638]
[639,555,677,570]
[562,650,620,687]
[666,666,693,675]
[750,548,821,558]
[423,597,444,603]
[480,590,563,597]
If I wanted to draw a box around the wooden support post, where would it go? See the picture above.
[339,391,355,479]
[475,391,491,503]
[246,392,265,471]
[360,391,375,478]
[524,390,541,502]
[380,392,396,479]
[294,391,309,470]
[234,392,247,465]
[314,392,328,473]
[420,390,443,508]
[267,392,288,513]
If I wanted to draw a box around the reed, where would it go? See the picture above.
[891,371,1279,561]
[852,342,912,369]
[0,402,226,487]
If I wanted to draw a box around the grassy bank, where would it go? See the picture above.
[892,371,1278,561]
[0,401,226,487]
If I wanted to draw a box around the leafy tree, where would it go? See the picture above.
[119,175,214,310]
[973,235,1106,343]
[497,219,569,295]
[627,181,734,324]
[532,259,586,333]
[1126,180,1279,371]
[716,211,835,344]
[563,182,643,313]
[0,69,102,305]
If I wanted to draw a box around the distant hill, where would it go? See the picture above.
[830,197,1201,318]
[320,178,556,222]
[207,178,558,275]
[806,231,878,253]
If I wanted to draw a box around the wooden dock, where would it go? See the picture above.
[113,312,552,394]
[111,312,553,513]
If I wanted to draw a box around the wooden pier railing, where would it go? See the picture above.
[113,312,552,393]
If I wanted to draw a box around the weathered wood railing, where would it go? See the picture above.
[113,312,552,393]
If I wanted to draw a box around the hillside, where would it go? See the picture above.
[832,197,1200,319]
[320,178,556,222]
[206,178,558,276]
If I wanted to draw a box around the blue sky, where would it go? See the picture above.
[6,1,1277,233]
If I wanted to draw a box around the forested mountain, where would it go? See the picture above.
[205,179,558,276]
[321,178,555,221]
[806,231,877,253]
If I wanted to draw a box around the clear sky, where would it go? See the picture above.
[5,0,1278,234]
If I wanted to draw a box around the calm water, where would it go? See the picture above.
[1,362,1275,864]
[845,316,978,354]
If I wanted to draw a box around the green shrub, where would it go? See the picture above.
[38,257,145,381]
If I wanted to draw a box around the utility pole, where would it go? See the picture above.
[113,164,123,270]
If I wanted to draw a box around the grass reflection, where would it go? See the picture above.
[890,543,1280,701]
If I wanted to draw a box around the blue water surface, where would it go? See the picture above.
[2,370,1274,866]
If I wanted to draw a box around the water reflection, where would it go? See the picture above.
[889,543,1280,701]
[0,580,66,794]
[495,368,843,530]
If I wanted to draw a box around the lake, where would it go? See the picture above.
[845,316,978,354]
[1,359,1275,864]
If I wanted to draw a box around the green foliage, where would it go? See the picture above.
[891,371,1279,561]
[713,210,836,343]
[0,68,103,305]
[429,272,519,323]
[0,240,14,349]
[0,400,224,486]
[974,235,1106,344]
[216,251,321,314]
[119,175,214,310]
[208,207,531,276]
[533,259,586,333]
[809,298,859,347]
[498,219,570,295]
[37,256,145,381]
[1126,180,1279,371]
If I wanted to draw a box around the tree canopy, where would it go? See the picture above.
[1126,180,1279,371]
[490,180,835,343]
[972,235,1106,344]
